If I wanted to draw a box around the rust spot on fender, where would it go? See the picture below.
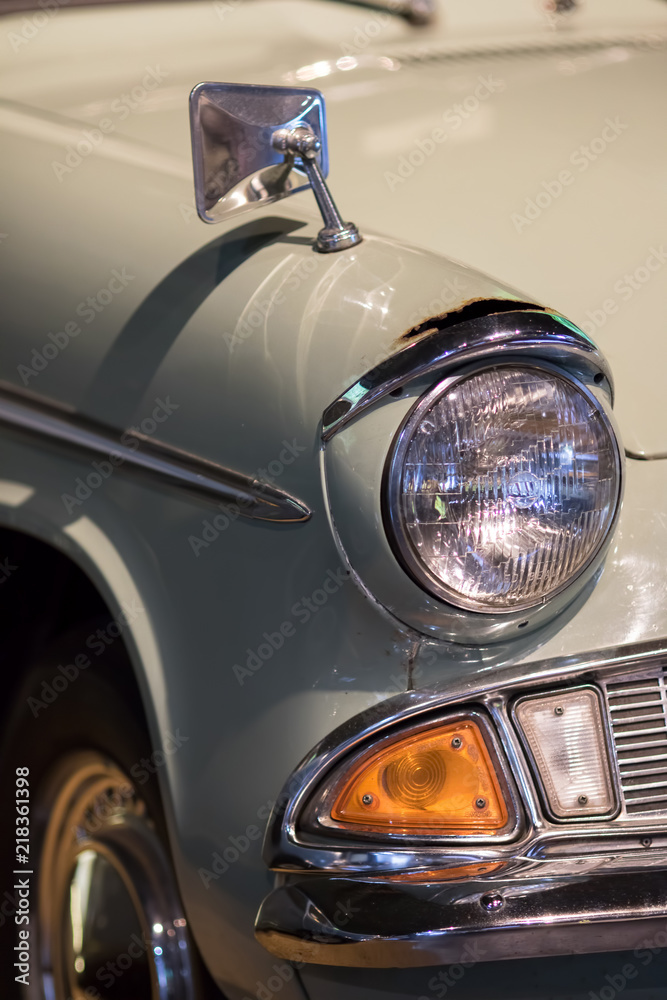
[394,297,546,350]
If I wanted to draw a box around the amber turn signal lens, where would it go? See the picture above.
[329,719,508,835]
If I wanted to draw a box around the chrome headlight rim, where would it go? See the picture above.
[383,359,623,617]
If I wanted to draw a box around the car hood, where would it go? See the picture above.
[2,0,667,455]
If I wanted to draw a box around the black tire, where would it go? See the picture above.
[0,621,223,1000]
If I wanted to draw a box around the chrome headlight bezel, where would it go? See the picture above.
[383,359,624,616]
[322,307,625,645]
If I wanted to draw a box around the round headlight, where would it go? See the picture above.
[385,364,622,613]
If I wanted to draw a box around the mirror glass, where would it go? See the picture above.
[190,82,327,223]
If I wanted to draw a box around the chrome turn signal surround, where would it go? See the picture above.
[257,641,667,969]
[300,710,517,843]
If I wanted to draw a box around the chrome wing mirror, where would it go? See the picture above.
[189,82,361,253]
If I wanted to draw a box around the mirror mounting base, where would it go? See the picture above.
[272,126,362,254]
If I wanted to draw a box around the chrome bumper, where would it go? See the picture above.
[256,869,667,967]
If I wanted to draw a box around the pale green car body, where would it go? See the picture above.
[2,0,667,997]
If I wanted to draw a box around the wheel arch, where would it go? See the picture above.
[0,516,165,783]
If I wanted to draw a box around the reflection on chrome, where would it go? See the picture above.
[190,82,327,224]
[34,752,195,999]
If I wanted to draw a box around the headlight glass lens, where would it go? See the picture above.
[391,365,620,611]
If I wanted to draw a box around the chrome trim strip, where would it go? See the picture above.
[0,383,311,523]
[338,0,435,25]
[321,310,612,441]
[626,449,667,461]
[387,30,667,66]
[255,869,667,968]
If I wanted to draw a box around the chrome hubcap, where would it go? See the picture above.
[33,752,195,1000]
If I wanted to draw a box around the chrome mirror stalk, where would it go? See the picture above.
[271,126,361,252]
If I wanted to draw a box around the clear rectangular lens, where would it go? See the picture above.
[515,687,616,819]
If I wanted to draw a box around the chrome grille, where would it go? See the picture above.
[605,673,667,815]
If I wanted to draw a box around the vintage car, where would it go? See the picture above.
[2,0,667,997]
